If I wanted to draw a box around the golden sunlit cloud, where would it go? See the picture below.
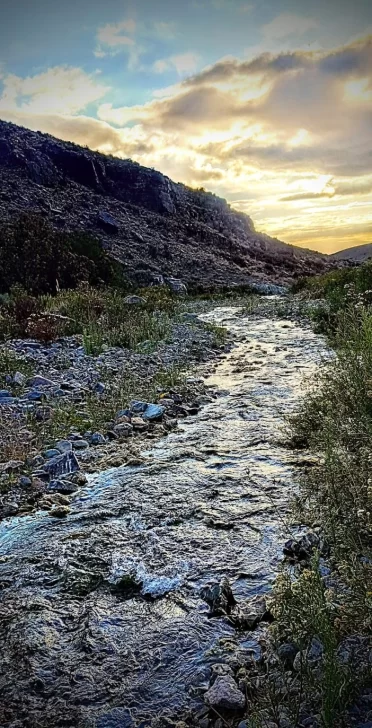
[0,34,371,253]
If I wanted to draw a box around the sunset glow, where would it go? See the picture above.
[0,0,371,253]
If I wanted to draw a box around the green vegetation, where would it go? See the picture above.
[0,213,126,295]
[292,260,372,333]
[248,269,372,727]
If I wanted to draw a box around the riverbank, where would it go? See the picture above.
[0,305,231,521]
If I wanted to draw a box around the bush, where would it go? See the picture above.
[0,213,127,295]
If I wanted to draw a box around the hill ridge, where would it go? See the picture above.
[0,119,329,288]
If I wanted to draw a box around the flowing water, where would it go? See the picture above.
[0,305,326,728]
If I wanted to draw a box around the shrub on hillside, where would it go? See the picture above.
[0,213,127,295]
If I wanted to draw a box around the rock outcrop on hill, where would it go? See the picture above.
[0,120,329,289]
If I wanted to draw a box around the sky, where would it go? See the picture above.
[0,0,371,253]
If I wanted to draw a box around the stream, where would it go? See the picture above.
[0,305,326,728]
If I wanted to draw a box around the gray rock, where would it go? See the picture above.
[55,439,73,454]
[27,390,45,401]
[96,707,133,728]
[204,675,246,711]
[181,312,199,321]
[113,423,133,437]
[142,403,165,421]
[0,390,11,398]
[48,479,78,495]
[1,460,23,473]
[44,448,61,459]
[72,439,89,450]
[13,371,26,386]
[97,211,120,234]
[94,381,105,394]
[43,451,79,478]
[200,577,236,615]
[91,432,106,445]
[165,277,187,295]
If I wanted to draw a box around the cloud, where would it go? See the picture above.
[153,52,200,76]
[262,13,318,41]
[95,19,136,58]
[2,35,372,254]
[0,66,108,116]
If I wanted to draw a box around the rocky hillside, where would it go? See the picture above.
[330,243,372,263]
[0,120,329,289]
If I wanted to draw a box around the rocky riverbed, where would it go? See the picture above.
[0,315,230,520]
[0,302,332,727]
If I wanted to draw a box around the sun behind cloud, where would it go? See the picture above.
[0,1,371,254]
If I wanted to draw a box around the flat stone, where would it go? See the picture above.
[27,375,57,388]
[204,675,246,711]
[94,381,105,394]
[48,479,78,495]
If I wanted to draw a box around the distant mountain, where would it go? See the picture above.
[0,120,331,290]
[330,243,372,263]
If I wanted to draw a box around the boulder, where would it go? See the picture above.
[43,451,79,478]
[49,504,70,518]
[113,423,133,437]
[204,675,246,711]
[72,439,89,450]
